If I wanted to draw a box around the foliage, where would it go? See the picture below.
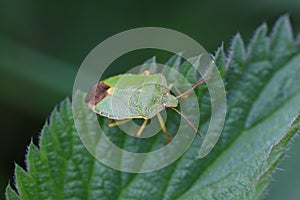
[6,15,300,200]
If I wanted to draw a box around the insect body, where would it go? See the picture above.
[85,71,206,142]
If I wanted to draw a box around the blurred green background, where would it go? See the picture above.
[0,0,300,199]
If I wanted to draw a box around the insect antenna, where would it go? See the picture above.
[170,107,201,137]
[176,78,209,99]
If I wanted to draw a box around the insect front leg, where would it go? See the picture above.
[108,119,131,127]
[168,84,183,97]
[134,119,149,137]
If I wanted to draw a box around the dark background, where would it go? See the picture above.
[1,0,300,199]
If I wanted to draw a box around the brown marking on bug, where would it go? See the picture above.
[85,82,110,106]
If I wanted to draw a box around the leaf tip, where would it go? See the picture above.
[144,56,157,64]
[270,14,293,47]
[246,22,269,61]
[5,183,20,200]
[215,42,224,55]
[225,32,246,71]
[214,43,226,74]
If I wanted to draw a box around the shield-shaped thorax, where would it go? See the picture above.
[95,73,169,119]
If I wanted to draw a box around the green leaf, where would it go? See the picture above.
[6,15,300,200]
[5,185,20,200]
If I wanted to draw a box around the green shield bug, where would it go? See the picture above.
[85,70,207,143]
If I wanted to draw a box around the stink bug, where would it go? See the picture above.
[85,71,207,143]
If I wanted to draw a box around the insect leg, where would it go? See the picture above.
[168,84,183,96]
[134,119,149,137]
[108,119,131,127]
[157,113,171,143]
